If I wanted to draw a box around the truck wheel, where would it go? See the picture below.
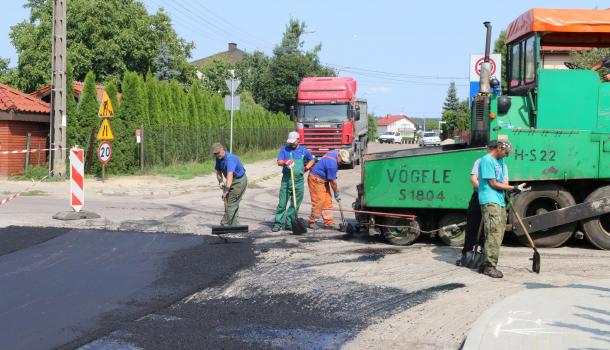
[438,212,466,246]
[582,185,610,250]
[509,184,576,248]
[382,217,420,245]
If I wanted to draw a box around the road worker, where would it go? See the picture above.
[457,141,506,267]
[307,149,350,229]
[478,140,528,278]
[213,143,247,226]
[272,131,315,232]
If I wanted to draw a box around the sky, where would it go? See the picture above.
[0,1,606,118]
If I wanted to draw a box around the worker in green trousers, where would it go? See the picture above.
[272,131,315,231]
[213,143,247,226]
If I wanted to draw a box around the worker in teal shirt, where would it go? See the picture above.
[213,143,247,226]
[272,131,315,231]
[478,140,528,278]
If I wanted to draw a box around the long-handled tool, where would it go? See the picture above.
[337,199,347,232]
[323,208,417,221]
[289,166,307,235]
[211,186,249,237]
[508,198,541,274]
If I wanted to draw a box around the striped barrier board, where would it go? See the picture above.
[70,147,84,212]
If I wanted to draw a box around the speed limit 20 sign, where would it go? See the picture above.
[97,141,112,164]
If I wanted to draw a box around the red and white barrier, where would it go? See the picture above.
[0,147,62,155]
[70,147,84,212]
[0,176,49,207]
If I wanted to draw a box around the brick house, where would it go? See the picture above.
[0,83,51,177]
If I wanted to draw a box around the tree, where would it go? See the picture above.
[442,82,459,112]
[66,61,78,148]
[441,99,470,139]
[569,48,610,77]
[76,71,99,170]
[259,18,334,113]
[367,114,378,141]
[493,31,508,92]
[9,0,194,92]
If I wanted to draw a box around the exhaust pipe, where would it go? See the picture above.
[479,21,492,94]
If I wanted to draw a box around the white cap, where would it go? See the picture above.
[287,131,300,143]
[338,149,350,163]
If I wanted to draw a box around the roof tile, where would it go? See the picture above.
[0,83,50,114]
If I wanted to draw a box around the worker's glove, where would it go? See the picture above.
[219,182,225,190]
[334,191,341,201]
[221,187,230,200]
[285,159,295,168]
[304,166,311,172]
[513,183,531,193]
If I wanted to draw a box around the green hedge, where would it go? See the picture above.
[70,70,293,174]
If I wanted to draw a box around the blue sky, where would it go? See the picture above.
[0,1,606,117]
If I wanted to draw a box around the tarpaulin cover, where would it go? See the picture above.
[507,8,610,43]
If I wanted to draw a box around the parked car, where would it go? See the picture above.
[419,131,441,147]
[378,131,402,144]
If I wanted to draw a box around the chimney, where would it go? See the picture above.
[228,43,237,51]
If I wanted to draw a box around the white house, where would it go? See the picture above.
[377,114,416,136]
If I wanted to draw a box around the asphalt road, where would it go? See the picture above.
[0,226,254,350]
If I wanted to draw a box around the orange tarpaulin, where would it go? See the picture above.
[506,8,610,43]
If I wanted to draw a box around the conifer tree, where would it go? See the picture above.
[76,71,99,170]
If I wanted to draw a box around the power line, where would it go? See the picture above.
[325,62,468,80]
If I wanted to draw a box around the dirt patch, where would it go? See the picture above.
[348,247,401,255]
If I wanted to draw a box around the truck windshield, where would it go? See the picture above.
[298,104,349,123]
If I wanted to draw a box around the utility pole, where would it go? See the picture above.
[49,0,67,176]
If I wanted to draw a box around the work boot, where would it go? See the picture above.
[308,222,320,230]
[271,226,281,232]
[481,265,504,278]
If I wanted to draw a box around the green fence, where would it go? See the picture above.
[142,126,291,167]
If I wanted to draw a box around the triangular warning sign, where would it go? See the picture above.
[98,91,115,117]
[96,118,114,140]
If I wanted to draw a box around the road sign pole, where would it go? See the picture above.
[230,79,234,153]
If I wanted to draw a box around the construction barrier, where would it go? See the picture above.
[70,147,84,212]
[0,147,61,155]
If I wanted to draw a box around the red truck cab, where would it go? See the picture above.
[292,77,368,167]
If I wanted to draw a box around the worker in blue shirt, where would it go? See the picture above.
[478,140,528,278]
[307,149,350,229]
[272,131,316,232]
[213,143,247,226]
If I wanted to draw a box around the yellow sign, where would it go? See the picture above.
[98,91,115,117]
[96,118,114,140]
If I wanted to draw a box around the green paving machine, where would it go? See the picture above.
[355,8,610,249]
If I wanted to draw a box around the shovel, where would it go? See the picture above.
[463,220,484,269]
[508,198,541,274]
[289,166,307,235]
[337,198,347,232]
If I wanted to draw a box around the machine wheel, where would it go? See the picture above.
[581,185,610,250]
[509,184,576,248]
[438,212,467,246]
[382,217,420,246]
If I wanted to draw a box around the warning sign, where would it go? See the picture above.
[98,91,115,117]
[96,118,114,140]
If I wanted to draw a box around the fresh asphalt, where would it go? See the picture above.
[0,226,255,350]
